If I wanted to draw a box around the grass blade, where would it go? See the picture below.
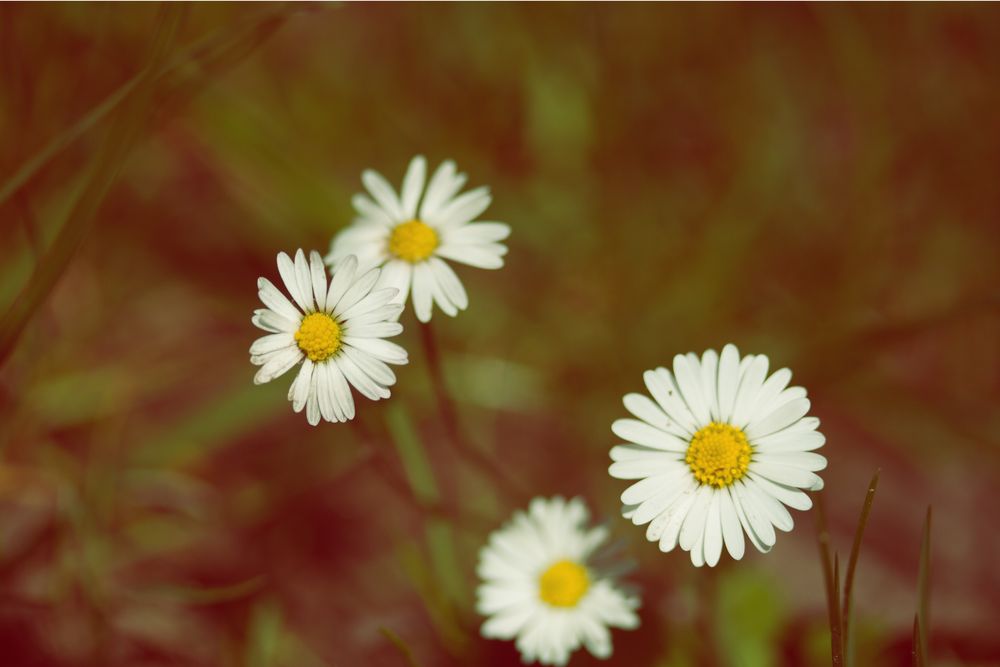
[0,5,185,369]
[816,492,844,666]
[842,469,881,663]
[916,506,932,662]
[380,627,421,667]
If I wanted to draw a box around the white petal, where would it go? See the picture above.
[720,488,745,560]
[411,262,434,322]
[673,353,710,425]
[433,185,491,229]
[753,428,825,453]
[252,308,296,334]
[293,249,315,312]
[745,398,812,440]
[343,321,403,339]
[342,345,396,386]
[309,251,328,312]
[754,451,827,472]
[747,367,793,418]
[305,367,320,426]
[608,456,681,480]
[362,168,405,221]
[679,485,713,552]
[731,354,769,428]
[316,362,339,423]
[326,255,358,309]
[700,349,720,421]
[338,287,398,322]
[336,354,390,401]
[631,472,692,525]
[732,481,776,549]
[744,479,794,532]
[327,361,355,420]
[658,481,699,552]
[277,251,309,312]
[643,368,697,435]
[441,222,510,245]
[428,257,468,311]
[249,332,295,356]
[750,460,823,490]
[419,160,466,221]
[289,359,313,413]
[704,490,724,567]
[257,278,302,322]
[434,243,505,269]
[747,472,813,511]
[399,155,427,218]
[253,346,302,385]
[374,259,412,307]
[351,193,394,227]
[611,419,687,452]
[341,336,408,364]
[333,267,381,317]
[716,343,741,423]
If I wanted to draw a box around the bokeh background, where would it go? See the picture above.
[1,4,998,666]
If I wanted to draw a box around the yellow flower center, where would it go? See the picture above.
[686,422,752,488]
[538,559,590,608]
[388,220,438,263]
[294,313,341,362]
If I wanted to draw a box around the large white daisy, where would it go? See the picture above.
[326,155,510,323]
[609,344,827,567]
[250,250,408,425]
[477,496,640,666]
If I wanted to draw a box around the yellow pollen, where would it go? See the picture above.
[294,313,341,362]
[686,422,752,488]
[389,220,438,263]
[538,559,590,608]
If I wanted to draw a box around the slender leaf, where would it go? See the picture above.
[842,469,881,663]
[816,492,844,666]
[912,615,926,667]
[0,5,185,369]
[380,627,422,667]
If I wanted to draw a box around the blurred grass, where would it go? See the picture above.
[0,4,998,666]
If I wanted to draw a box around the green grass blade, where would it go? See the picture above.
[385,404,440,506]
[842,469,881,664]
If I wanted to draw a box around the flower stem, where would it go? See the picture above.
[417,321,523,502]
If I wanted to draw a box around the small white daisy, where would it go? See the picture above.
[477,496,640,666]
[609,344,827,567]
[326,155,511,323]
[250,250,408,425]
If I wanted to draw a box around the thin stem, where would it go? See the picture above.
[418,320,523,502]
[842,469,881,663]
[816,491,844,666]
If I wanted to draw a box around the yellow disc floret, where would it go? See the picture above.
[389,220,438,263]
[686,422,752,488]
[294,313,342,362]
[538,559,590,608]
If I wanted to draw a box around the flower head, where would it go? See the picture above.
[477,496,640,666]
[609,344,827,566]
[250,250,408,425]
[326,155,510,322]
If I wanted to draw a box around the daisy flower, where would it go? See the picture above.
[609,344,827,567]
[326,155,510,323]
[477,496,640,666]
[250,250,408,425]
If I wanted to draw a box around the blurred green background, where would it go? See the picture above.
[1,4,998,666]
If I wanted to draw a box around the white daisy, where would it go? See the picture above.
[477,496,640,666]
[609,344,827,567]
[250,250,408,425]
[326,155,511,323]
